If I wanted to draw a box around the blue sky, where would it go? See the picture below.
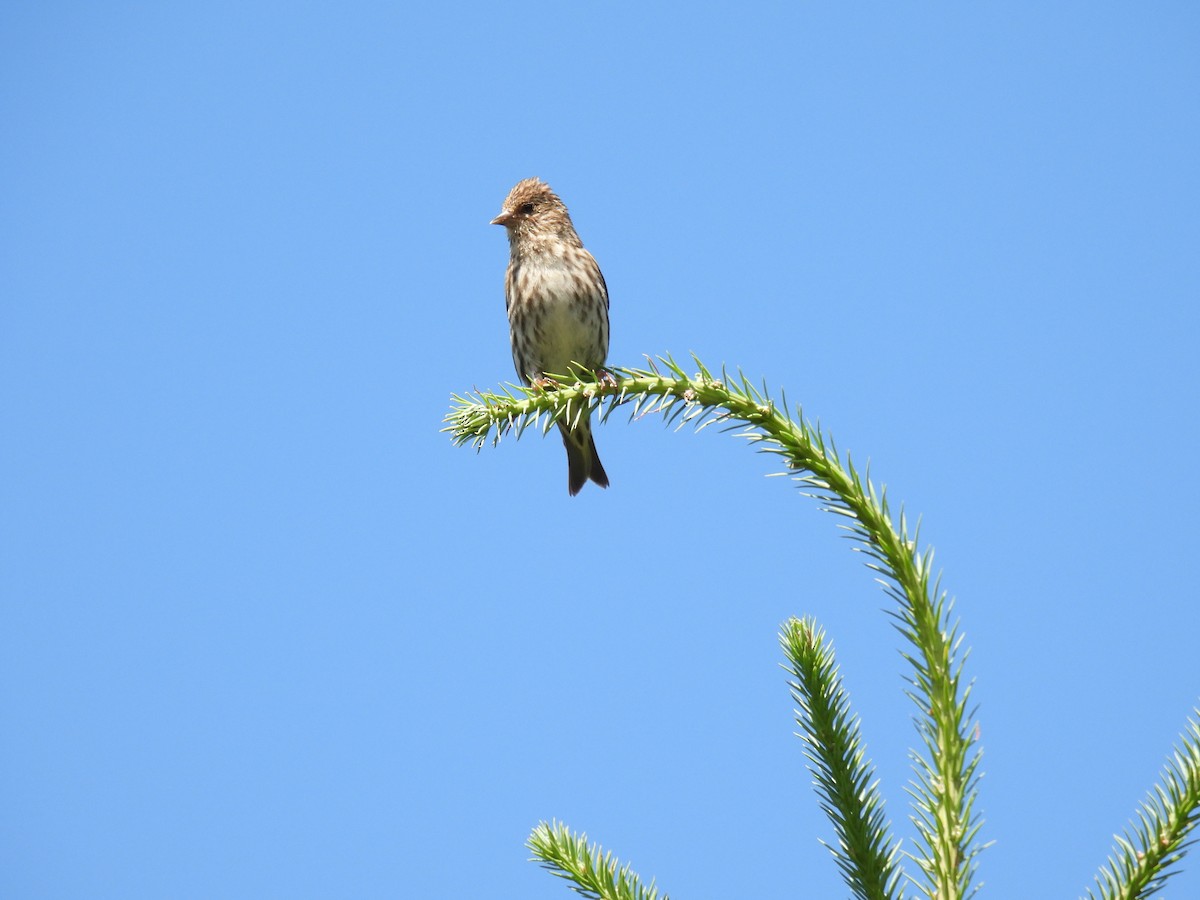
[3,3,1198,897]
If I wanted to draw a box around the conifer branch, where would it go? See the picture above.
[1085,712,1200,900]
[446,354,984,897]
[528,821,667,900]
[782,617,907,899]
[447,356,1199,898]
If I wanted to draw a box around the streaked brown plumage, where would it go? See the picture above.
[491,178,610,495]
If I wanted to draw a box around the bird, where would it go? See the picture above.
[491,177,610,495]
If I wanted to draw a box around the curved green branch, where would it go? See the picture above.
[447,355,1199,899]
[446,354,984,897]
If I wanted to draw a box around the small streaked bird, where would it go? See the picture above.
[491,178,610,496]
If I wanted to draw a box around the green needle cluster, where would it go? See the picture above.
[446,355,1200,900]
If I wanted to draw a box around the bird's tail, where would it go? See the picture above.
[559,419,609,496]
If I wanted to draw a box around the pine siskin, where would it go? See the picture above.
[491,178,610,495]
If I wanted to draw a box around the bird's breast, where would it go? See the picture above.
[508,254,607,379]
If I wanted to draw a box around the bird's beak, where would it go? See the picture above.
[490,211,512,226]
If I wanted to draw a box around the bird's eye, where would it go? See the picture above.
[519,202,535,215]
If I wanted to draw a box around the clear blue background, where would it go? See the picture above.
[3,3,1198,897]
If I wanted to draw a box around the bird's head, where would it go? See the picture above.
[491,177,578,245]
